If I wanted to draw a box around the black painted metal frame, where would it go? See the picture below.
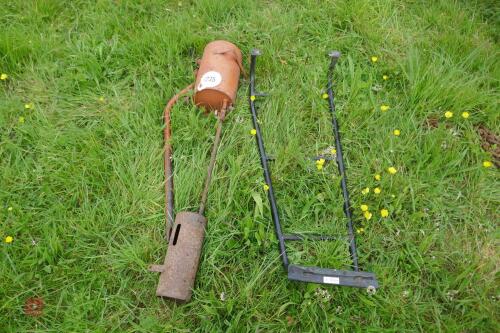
[248,49,378,290]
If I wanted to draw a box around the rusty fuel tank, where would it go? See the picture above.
[194,40,243,111]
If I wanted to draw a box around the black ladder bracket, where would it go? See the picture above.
[288,265,378,289]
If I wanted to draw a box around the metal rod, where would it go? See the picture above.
[199,101,228,216]
[283,234,348,241]
[249,49,289,268]
[163,83,194,241]
[326,51,359,271]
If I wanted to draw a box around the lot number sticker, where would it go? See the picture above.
[198,71,222,91]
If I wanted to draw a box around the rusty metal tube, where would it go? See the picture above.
[155,211,207,301]
[163,83,194,240]
[199,102,227,216]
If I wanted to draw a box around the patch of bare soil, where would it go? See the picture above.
[477,125,499,167]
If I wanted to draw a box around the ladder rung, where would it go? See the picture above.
[283,234,347,241]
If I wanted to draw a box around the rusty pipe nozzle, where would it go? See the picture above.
[154,211,207,302]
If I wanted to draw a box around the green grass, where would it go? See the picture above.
[1,0,499,331]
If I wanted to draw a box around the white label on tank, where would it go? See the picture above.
[323,276,340,284]
[198,71,222,91]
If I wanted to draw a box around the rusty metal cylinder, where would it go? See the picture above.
[194,40,242,111]
[156,211,207,302]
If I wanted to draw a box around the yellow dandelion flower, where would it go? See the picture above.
[380,209,389,218]
[444,111,453,119]
[374,174,381,181]
[316,164,323,171]
[387,167,397,174]
[382,75,389,80]
[371,56,378,63]
[316,158,326,165]
[1,73,8,80]
[356,228,365,234]
[393,129,401,136]
[482,161,493,168]
[250,129,257,136]
[322,93,328,99]
[361,187,370,195]
[24,103,33,110]
[374,187,381,194]
[380,105,390,112]
[5,236,13,243]
[330,148,336,155]
[360,204,369,212]
[461,112,470,119]
[18,116,25,124]
[250,95,256,101]
[263,184,270,191]
[363,211,373,220]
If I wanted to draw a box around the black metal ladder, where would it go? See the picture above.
[248,49,378,290]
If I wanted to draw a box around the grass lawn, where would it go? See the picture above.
[1,0,499,331]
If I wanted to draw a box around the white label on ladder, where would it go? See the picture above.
[198,71,222,91]
[323,276,340,284]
